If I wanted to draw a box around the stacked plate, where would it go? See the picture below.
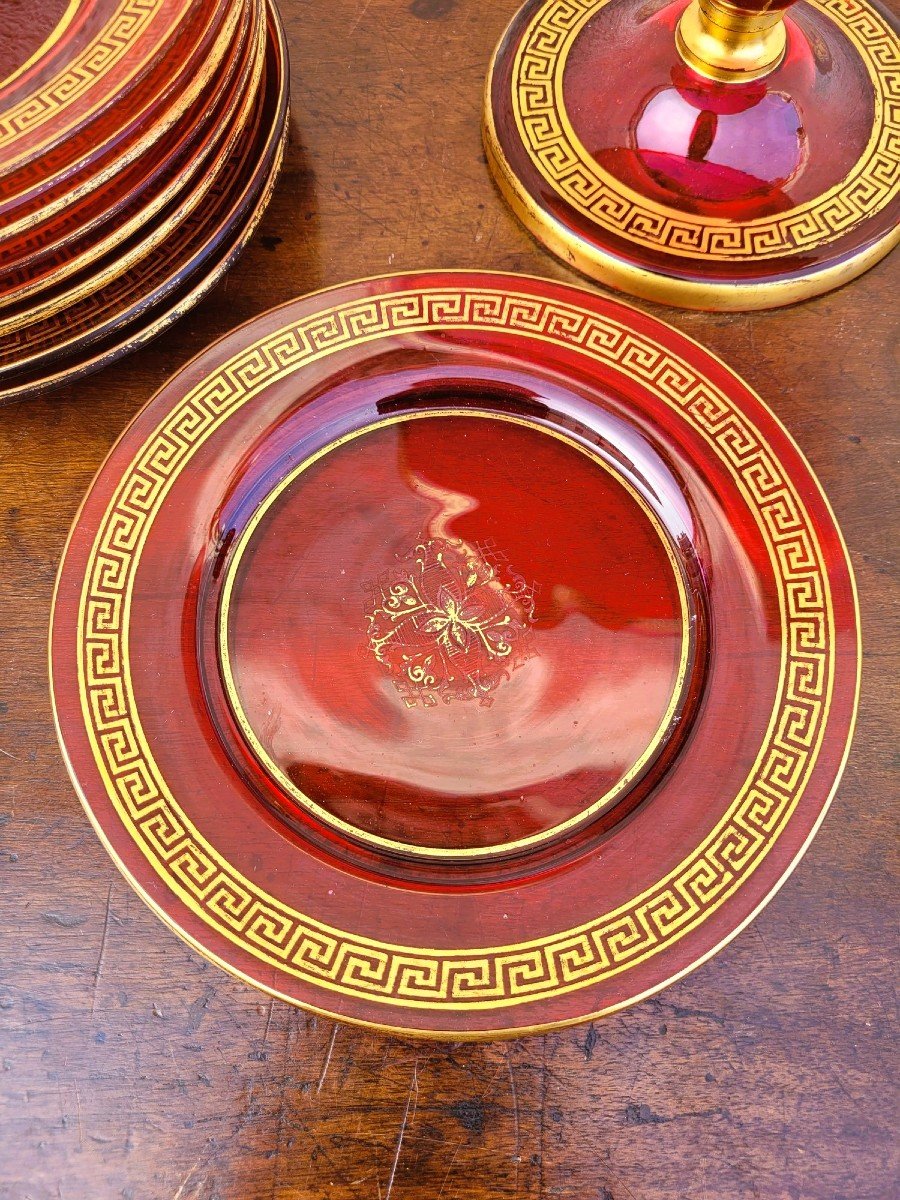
[0,0,289,400]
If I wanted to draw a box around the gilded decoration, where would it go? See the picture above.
[508,0,899,260]
[365,536,537,708]
[73,286,834,1008]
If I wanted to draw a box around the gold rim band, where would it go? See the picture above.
[484,0,899,307]
[483,116,900,309]
[218,409,693,860]
[0,0,84,93]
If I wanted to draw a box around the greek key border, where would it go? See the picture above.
[0,0,163,152]
[511,0,900,260]
[74,287,835,1009]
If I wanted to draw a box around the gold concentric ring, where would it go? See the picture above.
[484,0,900,308]
[218,409,693,860]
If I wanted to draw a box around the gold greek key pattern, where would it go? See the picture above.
[0,0,163,151]
[512,0,899,260]
[0,115,253,359]
[76,287,834,1008]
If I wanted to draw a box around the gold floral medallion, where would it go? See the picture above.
[366,536,537,708]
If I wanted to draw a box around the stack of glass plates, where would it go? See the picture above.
[0,0,289,400]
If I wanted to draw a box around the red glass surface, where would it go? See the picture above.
[221,412,695,856]
[0,0,76,88]
[0,0,257,301]
[51,273,860,1035]
[0,3,287,391]
[565,0,867,219]
[0,0,233,228]
[487,0,899,300]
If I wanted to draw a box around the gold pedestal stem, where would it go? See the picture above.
[676,0,788,82]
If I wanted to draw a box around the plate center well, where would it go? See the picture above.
[0,0,79,90]
[218,410,696,858]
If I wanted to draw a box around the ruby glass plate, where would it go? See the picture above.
[0,0,287,398]
[0,0,258,303]
[0,0,220,219]
[50,272,859,1037]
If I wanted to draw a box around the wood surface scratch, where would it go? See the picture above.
[384,1059,419,1200]
[90,882,115,1016]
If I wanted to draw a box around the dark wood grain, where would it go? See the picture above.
[0,0,897,1196]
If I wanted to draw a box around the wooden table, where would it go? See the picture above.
[1,1,896,1196]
